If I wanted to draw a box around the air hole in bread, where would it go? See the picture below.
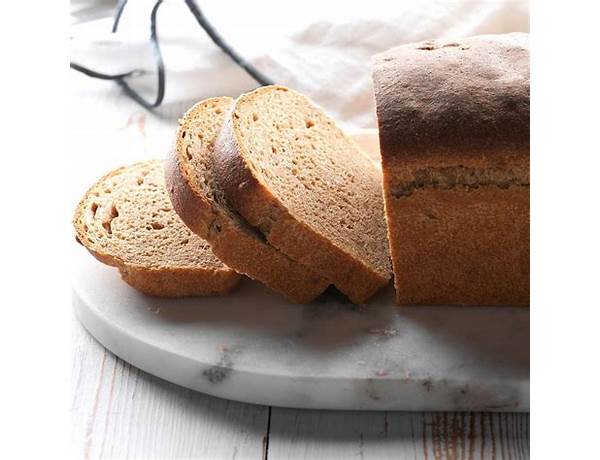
[252,113,259,122]
[90,202,98,217]
[104,188,112,194]
[181,130,186,139]
[102,205,119,235]
[186,145,193,160]
[271,146,276,154]
[137,177,144,186]
[150,222,164,230]
[305,119,314,129]
[215,108,222,115]
[180,239,189,245]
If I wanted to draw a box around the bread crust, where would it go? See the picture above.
[73,160,241,297]
[373,33,529,162]
[213,87,390,303]
[386,185,529,305]
[373,33,530,305]
[83,246,240,297]
[165,98,329,303]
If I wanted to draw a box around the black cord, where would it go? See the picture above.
[69,0,272,110]
[114,0,166,109]
[183,0,273,86]
[69,62,143,80]
[112,0,129,33]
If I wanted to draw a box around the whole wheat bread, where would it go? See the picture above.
[213,86,391,303]
[372,33,530,305]
[73,160,240,296]
[165,97,329,303]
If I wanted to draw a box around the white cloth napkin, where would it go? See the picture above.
[71,0,529,129]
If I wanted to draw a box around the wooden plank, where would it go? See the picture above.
[267,408,529,459]
[72,318,269,459]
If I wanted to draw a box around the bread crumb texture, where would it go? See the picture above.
[168,97,329,303]
[73,159,240,297]
[233,86,391,279]
[75,160,227,270]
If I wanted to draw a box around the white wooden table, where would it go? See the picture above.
[72,317,529,459]
[69,68,529,459]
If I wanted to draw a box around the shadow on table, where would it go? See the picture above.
[151,281,398,349]
[149,278,528,377]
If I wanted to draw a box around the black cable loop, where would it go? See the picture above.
[69,0,273,110]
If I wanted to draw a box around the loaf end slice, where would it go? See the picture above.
[165,97,329,303]
[73,160,241,297]
[213,86,392,303]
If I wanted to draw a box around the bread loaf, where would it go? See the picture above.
[73,160,241,296]
[372,33,530,305]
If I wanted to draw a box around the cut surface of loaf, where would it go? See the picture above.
[165,97,329,303]
[372,33,530,305]
[213,86,391,303]
[73,160,241,297]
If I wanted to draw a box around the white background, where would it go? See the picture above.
[1,0,599,458]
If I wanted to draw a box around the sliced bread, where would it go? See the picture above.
[73,160,241,296]
[213,86,391,303]
[165,97,329,303]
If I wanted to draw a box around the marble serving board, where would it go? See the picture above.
[72,249,529,412]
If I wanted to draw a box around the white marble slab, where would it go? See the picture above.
[72,249,529,412]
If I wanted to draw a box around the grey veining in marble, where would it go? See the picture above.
[72,249,529,411]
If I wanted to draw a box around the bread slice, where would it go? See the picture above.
[73,160,241,297]
[165,97,329,303]
[213,86,391,303]
[372,33,530,305]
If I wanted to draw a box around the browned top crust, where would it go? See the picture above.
[373,33,530,160]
